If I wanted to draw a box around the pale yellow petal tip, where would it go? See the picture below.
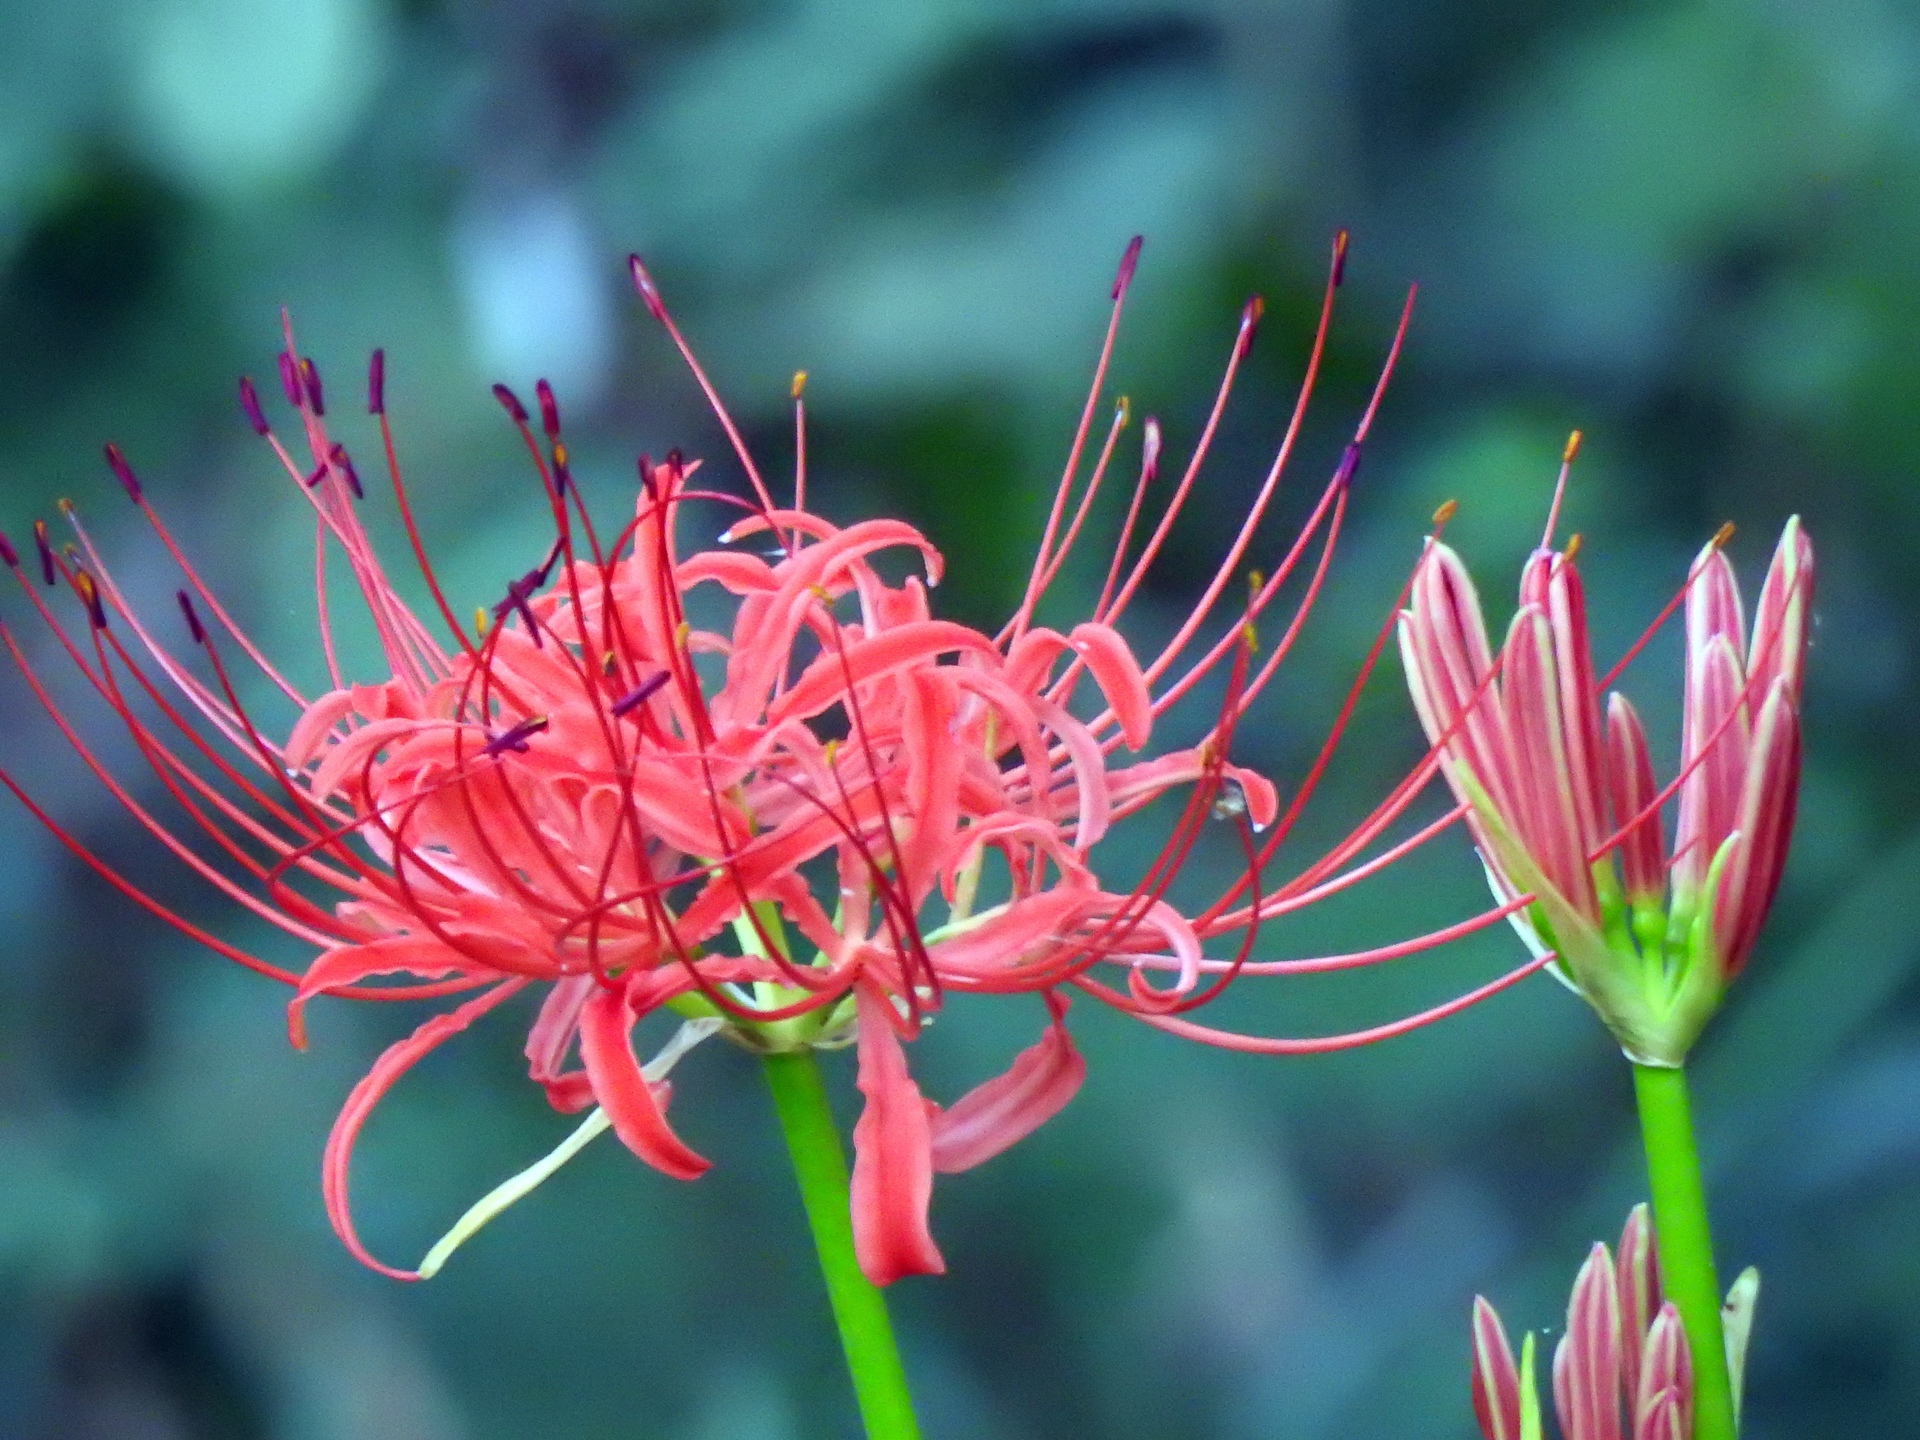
[1518,1330,1543,1440]
[411,1017,724,1279]
[416,1106,614,1279]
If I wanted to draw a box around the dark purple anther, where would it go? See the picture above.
[638,455,658,501]
[493,384,528,424]
[177,590,206,644]
[610,670,671,718]
[303,461,327,489]
[0,531,17,568]
[278,352,302,406]
[104,443,141,503]
[1333,440,1362,488]
[536,379,560,439]
[1331,229,1349,288]
[33,522,55,586]
[482,715,549,758]
[329,443,364,499]
[238,376,270,436]
[79,574,106,629]
[299,358,325,416]
[1112,234,1144,300]
[551,443,572,497]
[491,573,542,645]
[368,348,386,415]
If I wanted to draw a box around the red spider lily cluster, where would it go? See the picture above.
[0,235,1545,1287]
[1471,1206,1758,1440]
[1399,446,1812,1065]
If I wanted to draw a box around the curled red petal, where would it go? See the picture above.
[579,985,710,1180]
[321,979,527,1280]
[288,936,468,1048]
[930,993,1086,1173]
[850,986,945,1285]
[1067,621,1152,749]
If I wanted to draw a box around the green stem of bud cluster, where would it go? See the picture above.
[1632,1062,1738,1440]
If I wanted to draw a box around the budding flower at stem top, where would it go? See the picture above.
[1470,1205,1760,1440]
[1397,469,1813,1067]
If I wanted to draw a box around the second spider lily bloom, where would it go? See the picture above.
[1398,478,1813,1066]
[2,234,1544,1297]
[1470,1205,1759,1440]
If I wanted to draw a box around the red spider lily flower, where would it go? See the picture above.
[2,235,1549,1288]
[1399,448,1813,1065]
[1471,1205,1759,1440]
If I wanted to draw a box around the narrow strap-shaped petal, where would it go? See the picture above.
[288,937,470,1048]
[1634,1389,1685,1440]
[1552,1334,1575,1438]
[1747,516,1812,701]
[1685,544,1747,662]
[897,668,964,900]
[850,986,945,1285]
[525,973,596,1112]
[1636,1303,1693,1440]
[1563,1242,1624,1440]
[579,984,711,1180]
[1471,1296,1524,1440]
[770,620,995,724]
[321,978,527,1279]
[1616,1203,1661,1404]
[1502,604,1597,920]
[1066,622,1153,750]
[1603,694,1666,902]
[1674,634,1751,898]
[1712,680,1800,976]
[1548,555,1608,858]
[929,993,1085,1173]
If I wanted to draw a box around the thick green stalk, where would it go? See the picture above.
[763,1049,922,1440]
[1632,1062,1737,1439]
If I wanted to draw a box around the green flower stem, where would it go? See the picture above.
[1632,1062,1737,1440]
[763,1049,922,1440]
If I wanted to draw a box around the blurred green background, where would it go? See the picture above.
[0,1,1914,1436]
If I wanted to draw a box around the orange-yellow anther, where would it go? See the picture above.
[791,370,808,400]
[1563,533,1583,563]
[1712,521,1737,549]
[474,606,489,637]
[1563,430,1584,465]
[1433,499,1460,527]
